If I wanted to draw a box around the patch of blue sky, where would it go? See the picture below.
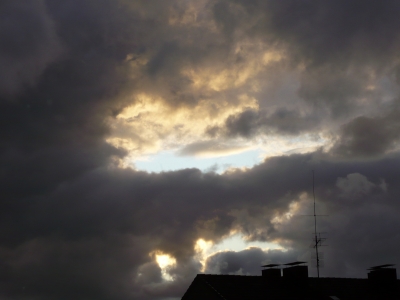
[134,148,264,174]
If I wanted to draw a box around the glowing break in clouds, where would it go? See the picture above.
[108,93,328,173]
[152,251,177,281]
[194,233,285,272]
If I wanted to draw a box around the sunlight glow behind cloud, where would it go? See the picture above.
[195,234,285,272]
[154,252,177,281]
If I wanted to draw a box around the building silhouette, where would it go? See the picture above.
[181,263,400,299]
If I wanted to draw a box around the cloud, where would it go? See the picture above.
[0,0,63,98]
[224,108,320,137]
[218,0,400,116]
[204,247,299,275]
[106,0,400,162]
[3,151,400,298]
[178,140,251,157]
[3,1,400,299]
[330,109,400,158]
[233,0,400,67]
[336,173,376,199]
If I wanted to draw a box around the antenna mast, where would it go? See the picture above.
[311,170,327,278]
[312,170,320,278]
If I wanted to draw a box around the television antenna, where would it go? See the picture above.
[311,170,327,278]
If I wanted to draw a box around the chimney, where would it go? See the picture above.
[368,264,397,281]
[261,264,281,279]
[282,262,308,280]
[367,264,397,295]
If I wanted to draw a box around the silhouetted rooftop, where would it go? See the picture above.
[181,274,400,300]
[283,261,307,266]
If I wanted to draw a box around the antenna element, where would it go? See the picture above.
[312,170,327,278]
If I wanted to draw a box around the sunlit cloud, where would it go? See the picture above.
[259,134,328,158]
[152,251,177,281]
[194,233,285,273]
[271,192,310,226]
[194,239,214,272]
[107,92,260,168]
[108,92,329,172]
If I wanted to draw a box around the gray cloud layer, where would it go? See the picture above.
[0,0,63,98]
[2,1,400,299]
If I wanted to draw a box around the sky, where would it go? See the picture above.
[1,0,400,299]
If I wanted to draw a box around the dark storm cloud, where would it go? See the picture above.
[0,1,156,297]
[2,0,400,300]
[0,0,63,98]
[228,0,400,66]
[204,0,400,137]
[0,0,141,199]
[297,66,371,117]
[223,108,319,138]
[331,109,400,158]
[217,0,400,115]
[3,151,400,299]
